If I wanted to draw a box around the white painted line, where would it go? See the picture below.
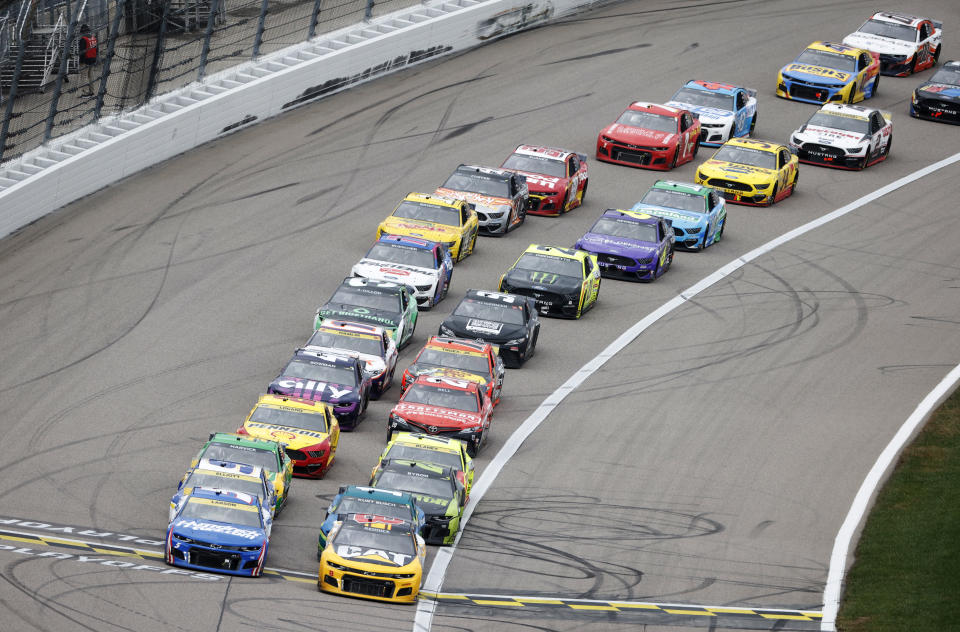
[415,150,960,632]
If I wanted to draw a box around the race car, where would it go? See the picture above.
[267,349,370,430]
[776,41,880,105]
[666,80,758,147]
[843,11,942,76]
[574,209,674,281]
[314,277,418,349]
[372,433,475,497]
[190,432,293,515]
[387,374,494,457]
[376,193,479,261]
[306,319,398,399]
[351,234,454,310]
[401,336,504,406]
[438,289,540,368]
[170,459,276,523]
[910,60,960,125]
[498,245,600,319]
[788,103,893,170]
[435,165,528,236]
[238,394,340,478]
[318,514,426,603]
[370,459,466,545]
[165,489,271,577]
[596,101,701,170]
[634,180,726,251]
[317,486,424,556]
[499,144,588,216]
[696,138,799,207]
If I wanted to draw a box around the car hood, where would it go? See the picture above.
[318,303,401,329]
[665,101,734,124]
[917,83,960,100]
[380,217,462,240]
[170,518,264,546]
[434,187,511,212]
[502,169,565,193]
[242,422,331,450]
[577,231,658,258]
[842,32,915,56]
[504,268,581,294]
[268,375,359,404]
[795,124,868,148]
[701,159,777,182]
[394,402,483,427]
[781,63,851,84]
[601,123,674,146]
[329,543,417,568]
[635,205,706,229]
[352,260,438,285]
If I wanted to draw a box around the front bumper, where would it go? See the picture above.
[911,98,960,125]
[389,417,483,453]
[777,78,849,104]
[596,137,673,170]
[794,143,866,169]
[422,514,457,545]
[527,190,564,216]
[878,54,913,77]
[319,561,419,602]
[671,225,707,250]
[697,174,773,207]
[698,123,732,147]
[166,536,266,577]
[285,448,333,478]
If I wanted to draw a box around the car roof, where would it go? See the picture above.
[379,458,456,479]
[522,244,588,261]
[683,80,741,95]
[512,144,572,160]
[463,288,526,306]
[424,336,493,355]
[817,103,875,119]
[337,513,417,535]
[338,276,407,294]
[387,432,468,453]
[723,137,786,153]
[599,208,660,224]
[454,164,513,180]
[807,41,864,58]
[869,11,926,28]
[341,484,416,505]
[627,101,682,116]
[188,488,260,507]
[408,372,482,393]
[194,459,267,480]
[207,432,281,452]
[315,319,387,338]
[651,180,712,197]
[291,347,361,369]
[401,192,466,210]
[375,234,440,251]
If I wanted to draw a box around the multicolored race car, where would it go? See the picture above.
[777,41,880,105]
[166,489,271,577]
[438,289,540,368]
[435,165,529,236]
[351,235,453,310]
[666,80,758,147]
[372,433,475,497]
[499,245,600,319]
[696,138,799,207]
[267,349,370,430]
[596,101,701,170]
[317,486,424,556]
[401,337,504,406]
[788,103,893,170]
[314,277,418,349]
[376,193,479,261]
[170,459,276,522]
[318,514,426,602]
[499,144,588,216]
[387,374,494,457]
[843,11,942,76]
[306,319,398,399]
[574,209,674,281]
[238,394,340,478]
[910,60,960,125]
[370,459,466,545]
[633,180,726,251]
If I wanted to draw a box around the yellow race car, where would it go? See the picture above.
[777,41,880,105]
[376,193,479,262]
[499,244,600,319]
[238,394,340,479]
[318,514,426,603]
[695,138,799,207]
[372,432,475,497]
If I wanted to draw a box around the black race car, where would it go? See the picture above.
[438,289,540,368]
[910,60,960,125]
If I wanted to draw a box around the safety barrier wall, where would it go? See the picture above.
[0,0,598,239]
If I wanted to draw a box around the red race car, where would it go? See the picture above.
[401,336,504,406]
[596,102,701,171]
[500,144,589,216]
[387,374,493,456]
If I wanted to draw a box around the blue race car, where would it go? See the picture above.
[574,209,674,282]
[165,489,272,577]
[633,180,727,251]
[351,234,454,309]
[317,485,424,558]
[667,80,758,147]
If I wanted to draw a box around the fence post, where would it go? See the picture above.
[0,41,27,162]
[145,0,170,102]
[364,0,373,21]
[44,12,82,141]
[93,0,124,119]
[308,0,322,39]
[252,0,268,58]
[197,0,221,80]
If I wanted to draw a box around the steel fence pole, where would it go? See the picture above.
[0,40,27,162]
[252,0,268,58]
[308,0,322,39]
[93,0,124,119]
[197,0,221,80]
[44,10,82,141]
[364,0,374,21]
[145,0,171,102]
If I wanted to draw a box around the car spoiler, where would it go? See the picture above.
[931,19,942,30]
[744,87,757,99]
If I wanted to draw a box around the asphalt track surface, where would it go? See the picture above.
[1,0,958,630]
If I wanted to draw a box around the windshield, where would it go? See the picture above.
[375,471,454,499]
[640,188,705,212]
[794,49,857,74]
[365,242,437,268]
[384,445,461,470]
[331,524,415,560]
[281,359,357,386]
[402,384,480,412]
[307,329,383,357]
[929,66,960,86]
[501,153,566,177]
[180,498,262,528]
[334,498,412,521]
[806,112,870,134]
[249,405,329,434]
[201,443,277,471]
[328,286,401,312]
[670,87,734,111]
[392,200,461,227]
[514,253,582,278]
[615,109,677,132]
[415,348,490,373]
[452,299,525,325]
[184,471,265,499]
[589,217,657,242]
[858,19,916,42]
[441,171,511,197]
[712,145,776,169]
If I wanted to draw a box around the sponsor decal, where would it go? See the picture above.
[174,520,261,540]
[276,380,355,399]
[786,64,850,81]
[644,208,701,224]
[465,319,504,335]
[335,545,412,566]
[528,271,559,284]
[0,544,221,580]
[247,422,327,440]
[396,404,479,421]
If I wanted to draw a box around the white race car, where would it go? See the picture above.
[351,234,453,309]
[304,320,399,399]
[666,80,758,147]
[788,103,892,170]
[842,11,942,77]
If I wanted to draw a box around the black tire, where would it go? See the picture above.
[749,112,757,134]
[692,137,700,159]
[766,183,779,207]
[716,216,726,241]
[871,74,879,98]
[386,427,393,443]
[579,180,588,204]
[468,232,478,255]
[466,434,480,458]
[884,137,892,157]
[698,226,710,251]
[933,45,941,65]
[669,147,680,170]
[528,327,539,361]
[912,55,920,74]
[440,276,449,301]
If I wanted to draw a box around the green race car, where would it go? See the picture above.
[370,459,465,545]
[314,278,418,349]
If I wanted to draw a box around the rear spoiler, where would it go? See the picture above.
[931,19,942,30]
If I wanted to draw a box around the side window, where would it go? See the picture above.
[919,24,928,41]
[777,150,785,169]
[710,191,719,208]
[583,257,593,276]
[861,53,871,69]
[660,220,669,240]
[568,155,578,176]
[460,208,469,225]
[736,92,746,110]
[400,291,408,310]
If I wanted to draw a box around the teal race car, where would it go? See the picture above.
[314,278,418,349]
[632,180,727,251]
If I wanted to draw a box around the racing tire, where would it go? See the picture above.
[386,427,393,443]
[468,232,478,257]
[698,226,710,252]
[669,147,680,170]
[579,180,588,206]
[766,183,779,207]
[716,217,725,241]
[933,45,941,65]
[857,153,869,170]
[749,113,757,134]
[912,55,920,74]
[440,276,449,301]
[883,137,892,157]
[692,137,700,159]
[466,432,482,458]
[528,327,539,362]
[871,74,879,98]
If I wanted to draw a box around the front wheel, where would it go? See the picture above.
[871,74,879,98]
[766,183,779,207]
[716,217,726,241]
[386,427,393,443]
[883,137,892,157]
[933,45,941,64]
[466,432,482,458]
[749,112,757,134]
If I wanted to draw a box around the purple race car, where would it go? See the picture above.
[574,209,675,282]
[267,348,370,430]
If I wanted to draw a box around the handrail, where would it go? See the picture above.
[40,11,62,86]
